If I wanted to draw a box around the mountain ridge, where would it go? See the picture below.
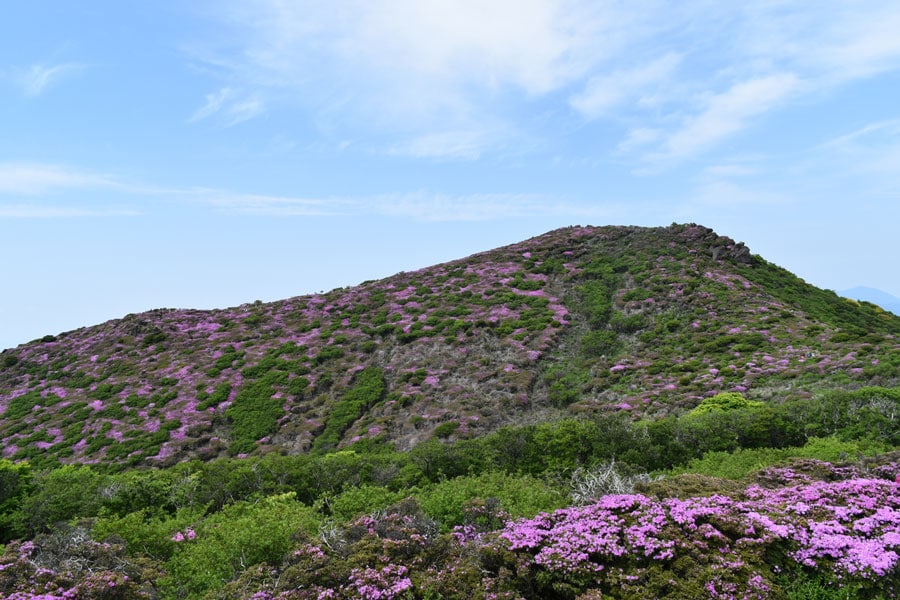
[839,286,900,316]
[2,223,898,467]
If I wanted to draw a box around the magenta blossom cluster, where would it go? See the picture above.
[500,475,900,596]
[171,527,196,542]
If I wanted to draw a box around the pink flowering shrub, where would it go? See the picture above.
[0,535,157,600]
[495,470,900,598]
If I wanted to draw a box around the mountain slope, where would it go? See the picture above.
[2,224,898,467]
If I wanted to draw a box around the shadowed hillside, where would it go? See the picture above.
[2,223,898,467]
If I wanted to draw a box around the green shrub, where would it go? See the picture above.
[161,493,320,599]
[225,373,286,455]
[689,392,761,415]
[416,471,564,530]
[327,485,405,522]
[313,367,385,452]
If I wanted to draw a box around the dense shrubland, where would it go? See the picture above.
[1,386,899,598]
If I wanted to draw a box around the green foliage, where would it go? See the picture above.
[197,382,230,411]
[225,373,286,455]
[432,420,460,439]
[776,568,868,600]
[0,459,32,542]
[161,493,320,599]
[581,329,618,357]
[544,362,590,407]
[327,485,405,522]
[14,465,105,537]
[313,367,386,452]
[783,386,900,445]
[672,436,888,480]
[416,471,565,530]
[93,507,202,561]
[3,391,43,421]
[689,391,762,415]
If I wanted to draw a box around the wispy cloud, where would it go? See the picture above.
[0,205,140,218]
[702,164,760,178]
[192,187,616,222]
[650,73,800,162]
[192,189,343,216]
[690,180,789,208]
[570,53,682,119]
[188,87,266,125]
[814,119,900,179]
[14,62,85,96]
[1,161,615,223]
[819,119,900,151]
[0,162,120,195]
[371,192,617,222]
[0,162,165,218]
[387,129,510,160]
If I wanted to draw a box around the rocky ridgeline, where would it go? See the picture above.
[1,224,898,466]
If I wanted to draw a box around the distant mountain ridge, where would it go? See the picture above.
[839,286,900,316]
[2,223,899,467]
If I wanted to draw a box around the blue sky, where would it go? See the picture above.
[2,1,900,351]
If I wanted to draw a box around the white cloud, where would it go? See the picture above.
[387,129,507,160]
[702,164,760,178]
[691,180,788,207]
[191,1,900,164]
[815,119,900,178]
[617,128,663,153]
[0,205,139,218]
[14,62,84,96]
[744,1,900,82]
[189,87,266,125]
[189,87,233,121]
[372,192,616,222]
[0,162,119,195]
[570,53,682,119]
[194,189,342,216]
[193,0,656,148]
[653,73,800,161]
[820,119,900,151]
[190,187,617,222]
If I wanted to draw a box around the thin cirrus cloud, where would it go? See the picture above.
[386,127,515,160]
[0,162,595,223]
[370,192,621,222]
[13,62,85,96]
[814,119,900,178]
[0,162,167,219]
[649,73,801,163]
[569,52,683,119]
[188,87,266,126]
[194,188,616,223]
[0,205,140,218]
[0,162,121,196]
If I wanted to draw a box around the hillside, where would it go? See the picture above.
[2,223,899,467]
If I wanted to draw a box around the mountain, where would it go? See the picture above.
[2,223,899,467]
[839,286,900,316]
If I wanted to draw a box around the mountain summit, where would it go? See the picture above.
[2,224,898,467]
